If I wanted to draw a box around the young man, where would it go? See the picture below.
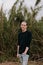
[17,21,32,65]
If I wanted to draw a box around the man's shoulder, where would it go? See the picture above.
[27,30,32,34]
[27,30,32,36]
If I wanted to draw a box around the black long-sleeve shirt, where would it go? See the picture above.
[18,30,32,55]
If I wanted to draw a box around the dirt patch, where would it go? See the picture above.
[0,61,43,65]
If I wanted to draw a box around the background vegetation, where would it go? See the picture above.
[0,0,43,62]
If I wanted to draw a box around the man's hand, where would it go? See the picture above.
[22,52,26,55]
[17,53,19,58]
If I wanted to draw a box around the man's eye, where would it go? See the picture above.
[22,25,26,26]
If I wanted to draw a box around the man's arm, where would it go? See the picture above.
[22,47,29,54]
[17,32,20,57]
[17,45,19,57]
[17,45,19,54]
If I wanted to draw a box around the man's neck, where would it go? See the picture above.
[22,29,27,32]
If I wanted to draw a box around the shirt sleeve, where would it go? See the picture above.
[26,31,32,48]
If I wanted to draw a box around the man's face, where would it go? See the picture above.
[20,22,27,31]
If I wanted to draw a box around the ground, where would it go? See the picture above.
[0,61,43,65]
